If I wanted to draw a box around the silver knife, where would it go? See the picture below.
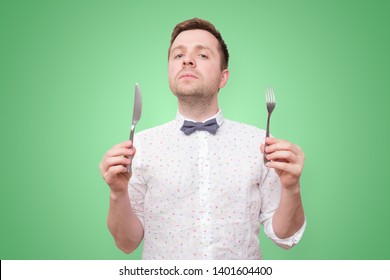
[127,83,142,172]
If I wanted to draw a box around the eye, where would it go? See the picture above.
[199,53,208,59]
[174,53,183,59]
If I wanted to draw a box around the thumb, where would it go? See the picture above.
[260,144,265,154]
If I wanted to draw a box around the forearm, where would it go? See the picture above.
[272,184,305,239]
[107,190,144,254]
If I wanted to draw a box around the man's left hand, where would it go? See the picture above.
[260,137,305,189]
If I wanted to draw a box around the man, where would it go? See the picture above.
[99,18,306,259]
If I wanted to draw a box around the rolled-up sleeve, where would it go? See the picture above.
[128,139,147,228]
[263,217,306,249]
[258,168,306,249]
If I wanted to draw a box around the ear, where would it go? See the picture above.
[218,69,230,89]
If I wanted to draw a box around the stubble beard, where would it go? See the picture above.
[172,81,218,109]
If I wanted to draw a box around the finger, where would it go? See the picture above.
[266,150,297,163]
[266,161,303,177]
[104,165,129,184]
[106,147,135,158]
[265,137,294,147]
[265,139,300,155]
[101,149,135,171]
[108,140,134,154]
[112,140,133,149]
[100,157,128,174]
[106,156,131,168]
[260,144,265,154]
[264,137,280,144]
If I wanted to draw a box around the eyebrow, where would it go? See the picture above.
[170,44,214,55]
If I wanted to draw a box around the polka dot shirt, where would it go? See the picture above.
[129,110,305,259]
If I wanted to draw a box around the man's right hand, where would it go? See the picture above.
[99,140,136,193]
[100,140,143,254]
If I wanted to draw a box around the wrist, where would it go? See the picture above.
[282,183,301,195]
[110,189,129,201]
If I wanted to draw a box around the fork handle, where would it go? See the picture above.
[264,113,271,164]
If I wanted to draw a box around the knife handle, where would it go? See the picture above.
[126,160,132,173]
[127,125,136,172]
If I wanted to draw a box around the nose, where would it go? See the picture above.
[182,56,196,67]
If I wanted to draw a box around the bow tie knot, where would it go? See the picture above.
[180,118,219,135]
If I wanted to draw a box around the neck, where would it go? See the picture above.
[177,95,219,122]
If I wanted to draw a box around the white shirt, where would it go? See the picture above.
[129,110,305,259]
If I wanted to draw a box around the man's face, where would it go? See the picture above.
[168,29,228,100]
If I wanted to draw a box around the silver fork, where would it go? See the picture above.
[264,87,276,164]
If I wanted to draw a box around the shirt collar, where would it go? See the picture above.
[175,109,224,129]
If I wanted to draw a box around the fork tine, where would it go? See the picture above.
[268,88,270,102]
[266,87,270,102]
[265,87,275,104]
[272,89,275,103]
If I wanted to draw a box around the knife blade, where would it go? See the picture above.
[127,82,142,172]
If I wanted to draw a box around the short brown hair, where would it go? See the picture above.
[168,18,229,70]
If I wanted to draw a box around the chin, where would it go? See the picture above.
[173,84,197,96]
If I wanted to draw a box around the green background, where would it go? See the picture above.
[1,0,389,260]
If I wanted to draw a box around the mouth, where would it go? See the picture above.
[178,72,198,79]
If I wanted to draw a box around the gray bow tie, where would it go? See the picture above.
[180,118,220,135]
